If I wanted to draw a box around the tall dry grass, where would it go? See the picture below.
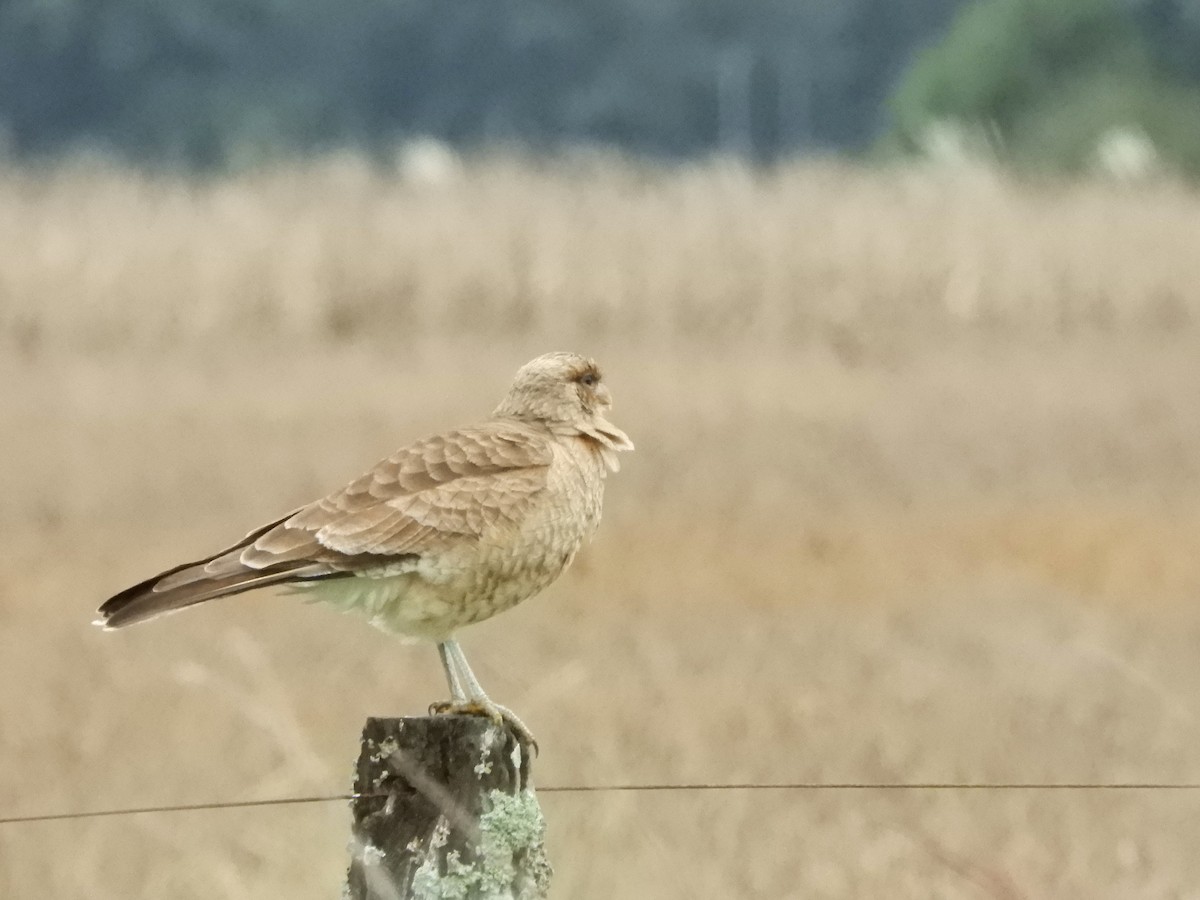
[2,154,1199,357]
[2,156,1200,898]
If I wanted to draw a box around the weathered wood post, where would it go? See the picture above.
[345,715,551,900]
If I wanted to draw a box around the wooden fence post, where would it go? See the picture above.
[345,715,551,900]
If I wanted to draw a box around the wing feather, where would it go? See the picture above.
[239,422,553,570]
[97,421,554,628]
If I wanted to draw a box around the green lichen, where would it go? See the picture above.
[409,789,551,900]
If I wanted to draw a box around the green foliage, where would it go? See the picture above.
[1011,69,1200,175]
[887,0,1200,175]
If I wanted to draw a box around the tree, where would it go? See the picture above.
[886,0,1200,175]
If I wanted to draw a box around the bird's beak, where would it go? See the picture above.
[595,384,613,408]
[589,416,634,453]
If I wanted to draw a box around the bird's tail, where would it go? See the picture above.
[95,518,329,629]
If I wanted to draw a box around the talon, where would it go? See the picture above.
[430,699,490,719]
[429,699,539,757]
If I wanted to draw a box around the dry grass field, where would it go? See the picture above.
[2,156,1200,898]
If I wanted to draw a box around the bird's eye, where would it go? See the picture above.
[579,371,599,388]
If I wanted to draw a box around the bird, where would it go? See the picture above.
[95,351,633,749]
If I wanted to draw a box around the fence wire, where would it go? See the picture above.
[4,781,1200,826]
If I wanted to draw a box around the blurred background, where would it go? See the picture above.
[2,0,1200,897]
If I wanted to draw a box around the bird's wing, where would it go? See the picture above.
[97,422,554,627]
[243,423,554,568]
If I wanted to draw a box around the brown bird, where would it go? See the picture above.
[96,351,633,747]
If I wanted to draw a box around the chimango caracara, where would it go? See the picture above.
[96,352,633,748]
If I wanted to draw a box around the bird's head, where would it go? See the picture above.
[494,352,634,465]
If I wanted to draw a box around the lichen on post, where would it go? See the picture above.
[345,715,551,900]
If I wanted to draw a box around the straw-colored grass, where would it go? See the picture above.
[2,157,1200,898]
[3,155,1199,355]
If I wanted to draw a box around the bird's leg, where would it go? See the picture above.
[435,641,469,704]
[428,638,538,755]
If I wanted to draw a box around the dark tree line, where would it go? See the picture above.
[0,0,964,166]
[0,0,1197,168]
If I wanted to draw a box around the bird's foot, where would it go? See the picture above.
[429,698,539,757]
